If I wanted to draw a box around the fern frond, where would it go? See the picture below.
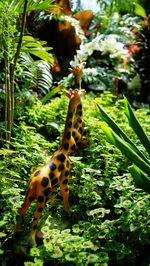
[19,52,53,95]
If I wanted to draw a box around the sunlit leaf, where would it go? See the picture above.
[96,102,149,163]
[124,96,150,156]
[41,85,62,104]
[8,0,55,13]
[128,164,150,193]
[100,123,150,176]
[134,3,146,18]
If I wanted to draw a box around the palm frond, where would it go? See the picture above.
[8,0,55,13]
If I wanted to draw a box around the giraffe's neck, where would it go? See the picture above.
[76,103,83,121]
[61,100,76,155]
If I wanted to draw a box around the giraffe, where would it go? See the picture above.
[65,92,89,155]
[68,63,89,154]
[16,88,85,244]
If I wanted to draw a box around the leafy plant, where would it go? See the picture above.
[0,0,55,144]
[97,0,146,16]
[0,0,28,143]
[1,91,150,265]
[0,1,150,264]
[21,35,54,64]
[24,227,106,266]
[96,96,150,192]
[131,16,150,103]
[19,52,53,96]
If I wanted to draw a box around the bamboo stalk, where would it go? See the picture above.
[4,47,12,144]
[4,49,8,141]
[3,10,12,144]
[10,0,28,127]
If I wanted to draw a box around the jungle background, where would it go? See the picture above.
[0,0,150,265]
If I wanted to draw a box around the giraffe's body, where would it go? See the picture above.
[16,148,70,240]
[16,88,87,243]
[72,102,89,153]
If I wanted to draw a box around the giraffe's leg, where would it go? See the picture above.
[50,186,57,205]
[30,198,46,243]
[60,175,70,211]
[16,186,35,230]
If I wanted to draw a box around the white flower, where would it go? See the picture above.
[99,34,128,59]
[70,33,128,67]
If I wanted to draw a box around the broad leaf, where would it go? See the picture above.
[8,0,55,13]
[129,164,150,193]
[100,123,150,176]
[124,97,150,156]
[96,102,149,164]
[41,86,62,104]
[28,48,54,64]
[134,3,146,18]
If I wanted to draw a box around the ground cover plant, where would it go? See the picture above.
[0,91,150,265]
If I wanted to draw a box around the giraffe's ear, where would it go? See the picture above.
[64,89,72,98]
[79,89,86,95]
[68,68,73,73]
[68,63,86,74]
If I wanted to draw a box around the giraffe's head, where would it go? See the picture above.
[64,88,85,107]
[69,63,86,88]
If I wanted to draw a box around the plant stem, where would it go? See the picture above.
[3,9,12,144]
[4,47,12,144]
[10,0,28,127]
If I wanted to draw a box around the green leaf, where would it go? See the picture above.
[22,36,51,49]
[129,164,150,193]
[124,97,150,156]
[8,0,55,13]
[41,86,61,104]
[100,123,150,176]
[20,53,53,94]
[48,122,60,131]
[51,248,63,258]
[134,3,146,18]
[27,0,56,12]
[21,36,54,64]
[87,254,99,263]
[96,103,149,164]
[26,48,54,64]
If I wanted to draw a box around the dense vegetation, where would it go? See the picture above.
[0,0,150,265]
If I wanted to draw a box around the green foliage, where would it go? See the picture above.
[0,0,150,263]
[96,96,150,192]
[8,0,55,13]
[25,228,107,266]
[19,52,53,95]
[21,36,54,64]
[124,97,150,155]
[1,92,150,265]
[0,1,17,59]
[70,9,140,96]
[0,0,56,144]
[97,0,146,16]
